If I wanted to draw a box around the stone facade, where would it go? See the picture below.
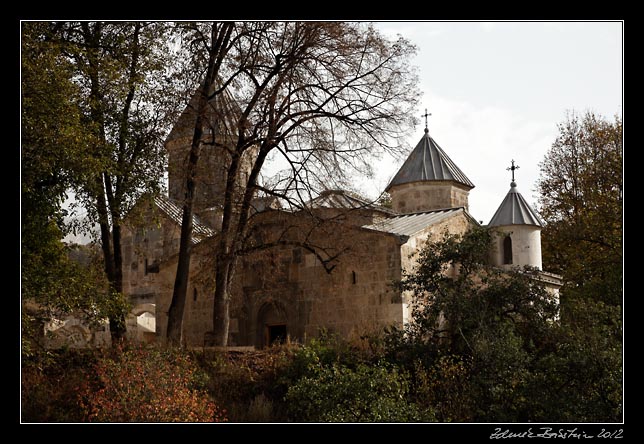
[40,79,566,350]
[112,88,561,349]
[141,209,435,348]
[119,197,477,348]
[389,181,471,213]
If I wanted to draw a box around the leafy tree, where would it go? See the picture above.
[45,22,181,340]
[168,21,419,346]
[393,227,558,421]
[522,298,622,422]
[532,111,623,420]
[285,361,432,422]
[388,227,621,422]
[537,111,622,306]
[397,227,557,357]
[21,22,124,354]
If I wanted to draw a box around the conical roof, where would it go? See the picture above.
[488,182,544,227]
[386,128,474,191]
[166,80,242,144]
[307,189,395,214]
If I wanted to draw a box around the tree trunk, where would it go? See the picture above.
[209,144,243,346]
[212,255,233,346]
[166,167,197,346]
[167,23,233,346]
[106,23,139,343]
[109,220,126,340]
[95,172,127,342]
[83,22,128,343]
[96,178,114,281]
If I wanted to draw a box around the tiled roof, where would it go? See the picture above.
[154,195,215,244]
[386,129,474,190]
[363,207,465,237]
[488,183,544,227]
[308,190,396,214]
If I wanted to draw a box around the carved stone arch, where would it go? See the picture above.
[131,303,156,317]
[128,303,157,342]
[256,300,288,348]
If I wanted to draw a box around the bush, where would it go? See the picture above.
[285,362,434,422]
[77,344,226,422]
[412,355,473,422]
[22,348,98,422]
[195,345,298,422]
[277,331,369,387]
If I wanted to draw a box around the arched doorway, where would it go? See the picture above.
[129,303,156,343]
[256,301,288,348]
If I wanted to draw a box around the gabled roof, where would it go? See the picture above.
[307,189,396,214]
[154,195,216,244]
[488,183,544,228]
[386,129,474,191]
[363,207,471,237]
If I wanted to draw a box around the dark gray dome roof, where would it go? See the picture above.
[488,182,544,227]
[386,129,474,191]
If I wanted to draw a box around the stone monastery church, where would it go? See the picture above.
[60,91,562,349]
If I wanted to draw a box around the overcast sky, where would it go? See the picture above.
[359,21,623,224]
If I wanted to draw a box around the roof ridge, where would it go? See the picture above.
[308,189,396,214]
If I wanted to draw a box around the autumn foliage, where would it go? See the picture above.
[76,344,226,422]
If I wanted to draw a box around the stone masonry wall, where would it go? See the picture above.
[151,212,407,348]
[126,207,474,348]
[390,181,470,213]
[229,227,405,348]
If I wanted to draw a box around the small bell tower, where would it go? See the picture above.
[488,160,544,269]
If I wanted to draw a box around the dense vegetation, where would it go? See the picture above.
[22,225,622,423]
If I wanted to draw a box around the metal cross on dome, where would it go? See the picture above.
[422,108,431,132]
[507,159,520,183]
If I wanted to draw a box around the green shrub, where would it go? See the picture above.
[285,362,434,422]
[412,355,473,422]
[277,331,367,388]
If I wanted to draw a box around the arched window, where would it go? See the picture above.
[503,235,513,265]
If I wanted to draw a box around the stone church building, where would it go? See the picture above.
[43,92,563,349]
[105,89,563,349]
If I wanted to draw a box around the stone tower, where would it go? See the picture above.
[488,161,544,270]
[386,115,474,214]
[165,84,254,229]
